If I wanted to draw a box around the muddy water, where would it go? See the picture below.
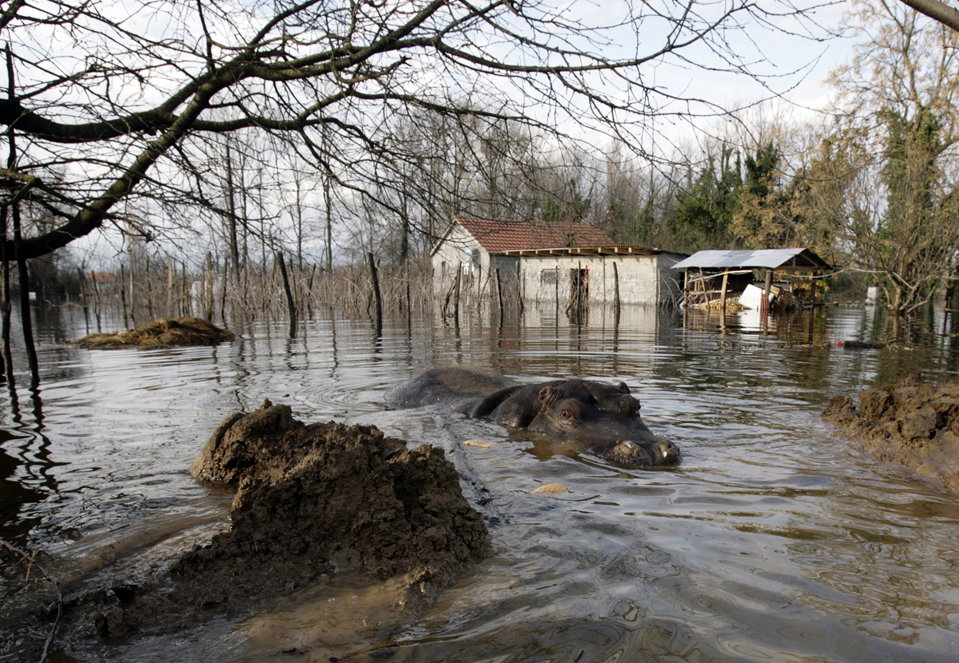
[4,304,959,662]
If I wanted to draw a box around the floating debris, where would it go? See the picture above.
[531,483,569,495]
[836,340,887,350]
[464,440,497,449]
[74,317,234,348]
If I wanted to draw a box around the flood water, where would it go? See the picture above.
[3,303,959,662]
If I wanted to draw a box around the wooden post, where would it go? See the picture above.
[220,262,229,324]
[494,268,504,319]
[720,268,729,314]
[277,251,297,322]
[145,254,155,321]
[613,261,621,314]
[516,262,524,315]
[453,263,461,322]
[1,227,12,382]
[167,262,174,318]
[181,262,188,317]
[92,271,103,332]
[129,262,137,327]
[698,268,705,307]
[554,267,559,314]
[205,251,214,321]
[367,251,382,333]
[306,264,317,320]
[762,268,773,315]
[120,264,130,327]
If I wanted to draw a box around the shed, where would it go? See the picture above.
[432,217,686,312]
[672,248,832,311]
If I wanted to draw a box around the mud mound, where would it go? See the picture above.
[823,376,959,492]
[177,400,491,607]
[2,403,491,656]
[74,317,234,348]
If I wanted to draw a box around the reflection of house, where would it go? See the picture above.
[432,217,687,308]
[672,248,832,310]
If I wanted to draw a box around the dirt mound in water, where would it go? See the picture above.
[74,316,234,348]
[178,400,492,605]
[823,376,959,492]
[5,403,491,654]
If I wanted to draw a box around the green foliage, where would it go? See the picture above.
[729,142,801,250]
[537,179,592,226]
[879,107,941,242]
[743,142,780,198]
[669,147,741,251]
[607,201,656,247]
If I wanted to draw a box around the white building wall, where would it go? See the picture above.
[430,219,684,307]
[431,224,491,299]
[519,254,683,306]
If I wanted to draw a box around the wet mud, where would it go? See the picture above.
[1,401,490,659]
[823,375,959,492]
[73,316,234,348]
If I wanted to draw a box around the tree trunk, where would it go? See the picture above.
[6,47,38,385]
[224,140,240,274]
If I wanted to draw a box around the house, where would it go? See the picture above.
[672,248,833,310]
[432,217,687,311]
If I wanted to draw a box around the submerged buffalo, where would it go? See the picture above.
[387,368,680,469]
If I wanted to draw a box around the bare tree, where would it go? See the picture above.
[899,0,959,33]
[0,0,829,262]
[823,0,959,314]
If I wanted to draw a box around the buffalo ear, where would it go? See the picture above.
[538,386,560,408]
[617,381,630,394]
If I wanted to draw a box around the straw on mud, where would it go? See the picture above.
[0,540,63,663]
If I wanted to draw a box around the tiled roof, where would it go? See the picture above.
[456,217,614,254]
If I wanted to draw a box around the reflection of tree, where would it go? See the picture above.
[0,437,43,542]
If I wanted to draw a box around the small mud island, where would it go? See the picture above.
[823,376,959,492]
[182,399,492,606]
[5,402,490,658]
[73,316,234,348]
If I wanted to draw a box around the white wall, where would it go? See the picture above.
[431,223,491,300]
[430,220,684,308]
[519,254,683,306]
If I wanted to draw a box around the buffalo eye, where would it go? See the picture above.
[560,408,570,419]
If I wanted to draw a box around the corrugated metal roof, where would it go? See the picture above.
[455,217,614,254]
[672,248,830,270]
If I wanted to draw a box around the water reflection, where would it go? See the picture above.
[2,303,959,662]
[0,431,44,544]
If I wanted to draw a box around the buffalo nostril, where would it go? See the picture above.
[653,437,678,462]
